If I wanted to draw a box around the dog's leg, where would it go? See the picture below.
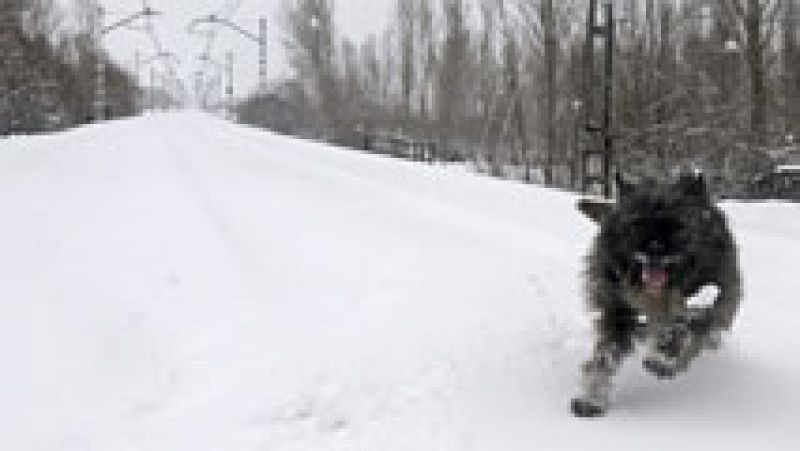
[642,319,693,379]
[644,270,741,379]
[571,341,626,417]
[572,306,637,417]
[665,274,741,376]
[642,310,726,378]
[671,306,731,369]
[704,270,742,335]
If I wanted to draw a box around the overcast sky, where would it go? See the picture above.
[91,0,392,99]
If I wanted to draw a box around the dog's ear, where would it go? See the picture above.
[677,172,709,201]
[577,198,614,224]
[616,173,634,198]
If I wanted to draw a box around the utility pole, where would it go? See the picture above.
[93,3,161,122]
[572,99,583,189]
[197,54,226,109]
[137,52,178,112]
[94,5,106,121]
[259,17,268,94]
[150,66,156,110]
[195,70,203,109]
[188,15,268,95]
[602,1,614,198]
[134,50,141,112]
[226,51,235,107]
[583,0,615,198]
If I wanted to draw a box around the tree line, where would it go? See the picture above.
[240,0,799,193]
[0,0,137,135]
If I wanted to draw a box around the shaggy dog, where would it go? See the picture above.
[571,174,741,417]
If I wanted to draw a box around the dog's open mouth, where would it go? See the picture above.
[642,268,668,296]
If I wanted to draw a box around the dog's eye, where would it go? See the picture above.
[631,252,682,267]
[662,255,683,266]
[632,252,648,265]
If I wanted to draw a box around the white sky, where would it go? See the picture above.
[89,0,392,100]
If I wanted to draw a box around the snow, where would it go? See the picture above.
[687,284,720,309]
[3,112,800,450]
[776,164,800,173]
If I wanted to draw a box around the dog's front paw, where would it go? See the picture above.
[570,397,607,418]
[654,322,691,358]
[700,329,723,351]
[642,356,680,380]
[642,359,678,379]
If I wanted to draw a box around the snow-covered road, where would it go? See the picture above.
[3,112,800,450]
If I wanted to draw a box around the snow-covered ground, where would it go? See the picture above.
[3,112,799,450]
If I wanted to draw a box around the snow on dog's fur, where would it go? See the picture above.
[571,174,741,417]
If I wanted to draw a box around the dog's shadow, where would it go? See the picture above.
[613,349,774,416]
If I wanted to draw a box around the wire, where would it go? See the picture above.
[192,0,245,105]
[138,0,188,102]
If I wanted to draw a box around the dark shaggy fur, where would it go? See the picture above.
[571,174,741,417]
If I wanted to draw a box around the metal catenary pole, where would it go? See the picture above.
[94,6,106,121]
[259,17,268,94]
[602,1,614,199]
[188,15,267,95]
[150,65,157,110]
[226,51,234,107]
[582,0,596,193]
[94,4,161,121]
[134,50,141,112]
[582,0,615,199]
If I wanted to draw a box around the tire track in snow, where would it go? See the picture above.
[160,126,269,294]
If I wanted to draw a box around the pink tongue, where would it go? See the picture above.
[642,269,668,295]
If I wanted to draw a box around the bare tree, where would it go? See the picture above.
[783,0,799,137]
[0,0,136,134]
[282,0,337,131]
[415,0,437,129]
[396,0,415,123]
[717,0,783,146]
[232,0,794,196]
[437,0,471,139]
[540,0,556,185]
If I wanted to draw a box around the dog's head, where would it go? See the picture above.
[580,173,712,297]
